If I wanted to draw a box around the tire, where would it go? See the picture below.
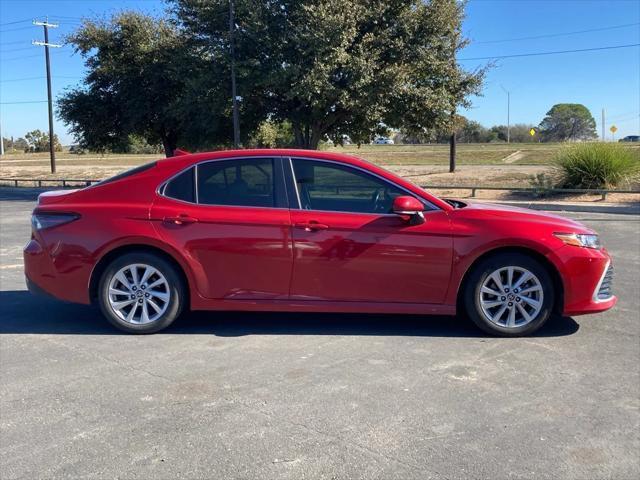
[98,252,185,334]
[463,253,555,337]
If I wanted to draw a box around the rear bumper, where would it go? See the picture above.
[23,237,92,305]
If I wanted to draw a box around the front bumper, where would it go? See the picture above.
[550,245,617,316]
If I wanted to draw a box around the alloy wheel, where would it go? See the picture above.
[107,263,170,324]
[479,266,544,328]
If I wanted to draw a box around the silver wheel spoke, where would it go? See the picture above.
[126,302,139,322]
[483,300,503,309]
[492,304,508,323]
[149,291,169,302]
[109,287,130,296]
[112,298,135,310]
[513,271,533,290]
[481,286,501,296]
[141,302,150,324]
[147,298,162,313]
[115,272,132,291]
[140,266,154,285]
[490,272,506,293]
[519,285,542,295]
[147,278,164,289]
[516,303,532,323]
[520,296,541,309]
[108,263,170,325]
[130,266,139,287]
[507,267,514,289]
[507,307,516,327]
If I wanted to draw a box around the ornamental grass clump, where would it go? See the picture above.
[554,142,640,189]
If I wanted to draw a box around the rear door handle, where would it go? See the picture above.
[294,221,329,232]
[163,214,199,225]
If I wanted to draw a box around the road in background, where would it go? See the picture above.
[1,189,639,479]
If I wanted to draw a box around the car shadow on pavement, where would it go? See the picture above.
[0,290,580,338]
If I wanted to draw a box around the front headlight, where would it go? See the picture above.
[554,232,601,249]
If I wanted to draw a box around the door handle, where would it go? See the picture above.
[163,214,199,225]
[294,221,329,232]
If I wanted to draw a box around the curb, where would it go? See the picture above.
[472,199,640,216]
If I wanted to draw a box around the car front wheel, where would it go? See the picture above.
[464,253,555,337]
[98,252,185,334]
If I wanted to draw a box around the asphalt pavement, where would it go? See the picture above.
[1,188,639,479]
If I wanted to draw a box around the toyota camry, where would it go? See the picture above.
[24,149,616,335]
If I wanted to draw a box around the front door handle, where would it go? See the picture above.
[294,221,329,232]
[163,214,199,225]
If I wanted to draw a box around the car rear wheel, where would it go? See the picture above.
[98,252,185,334]
[464,253,555,337]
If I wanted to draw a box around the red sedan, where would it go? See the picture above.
[24,149,616,336]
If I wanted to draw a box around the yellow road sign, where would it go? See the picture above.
[529,128,536,136]
[610,125,618,133]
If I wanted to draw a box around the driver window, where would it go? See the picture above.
[291,159,410,214]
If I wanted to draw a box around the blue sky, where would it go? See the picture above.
[1,0,639,144]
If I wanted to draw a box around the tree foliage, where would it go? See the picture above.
[172,0,484,149]
[58,12,230,157]
[24,130,63,152]
[538,104,597,142]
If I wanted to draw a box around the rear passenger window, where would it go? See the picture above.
[163,167,195,203]
[197,158,275,208]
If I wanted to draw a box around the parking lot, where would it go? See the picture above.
[1,188,639,479]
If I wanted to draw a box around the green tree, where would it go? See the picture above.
[24,130,62,152]
[538,104,597,142]
[248,120,295,148]
[173,0,484,149]
[57,12,230,157]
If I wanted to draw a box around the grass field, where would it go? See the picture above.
[1,144,638,197]
[0,142,567,170]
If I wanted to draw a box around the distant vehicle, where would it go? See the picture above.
[619,135,639,143]
[24,149,616,336]
[373,137,394,144]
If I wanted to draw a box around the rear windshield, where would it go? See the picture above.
[93,161,157,187]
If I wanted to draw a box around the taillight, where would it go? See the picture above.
[31,213,80,231]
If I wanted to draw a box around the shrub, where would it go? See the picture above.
[528,173,558,198]
[554,143,640,189]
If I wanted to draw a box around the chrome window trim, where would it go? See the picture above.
[286,156,440,214]
[157,156,288,211]
[592,259,613,303]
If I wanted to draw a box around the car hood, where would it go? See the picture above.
[456,201,594,233]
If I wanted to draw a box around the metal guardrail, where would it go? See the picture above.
[0,178,100,188]
[0,178,638,201]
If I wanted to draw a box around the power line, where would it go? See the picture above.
[476,22,640,44]
[0,25,34,33]
[0,75,80,83]
[0,18,33,26]
[459,43,640,61]
[0,53,43,62]
[0,100,49,105]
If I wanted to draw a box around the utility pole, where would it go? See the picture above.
[601,108,605,141]
[449,128,456,173]
[33,18,60,173]
[0,121,4,156]
[229,0,240,148]
[501,85,510,143]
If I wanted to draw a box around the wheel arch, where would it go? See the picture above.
[456,246,564,314]
[89,243,191,307]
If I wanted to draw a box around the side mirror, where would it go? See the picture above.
[392,196,425,225]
